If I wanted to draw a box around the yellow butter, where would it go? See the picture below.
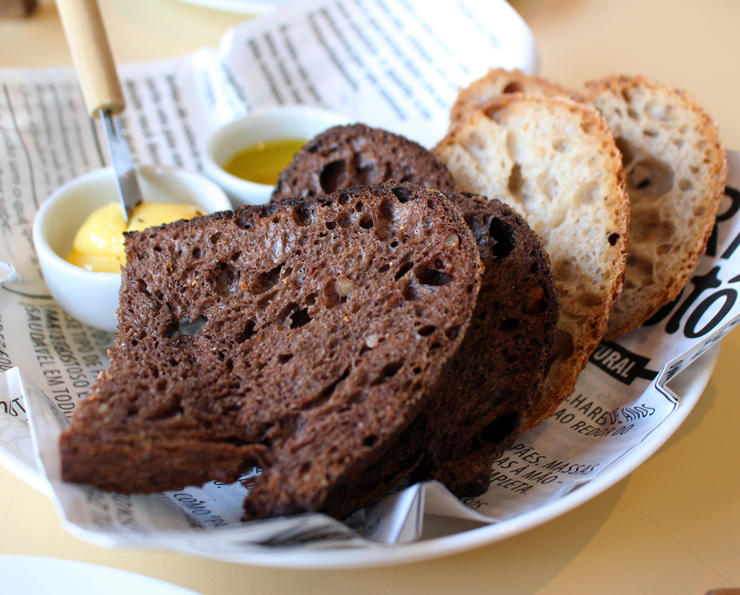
[66,201,204,273]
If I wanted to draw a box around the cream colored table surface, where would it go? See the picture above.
[2,1,740,593]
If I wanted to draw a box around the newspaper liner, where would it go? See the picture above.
[0,0,738,558]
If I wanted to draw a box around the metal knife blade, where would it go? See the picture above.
[100,108,143,224]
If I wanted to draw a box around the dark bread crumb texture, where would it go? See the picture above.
[60,182,482,520]
[271,123,459,201]
[323,193,559,517]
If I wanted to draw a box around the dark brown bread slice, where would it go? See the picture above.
[323,193,560,517]
[60,182,483,520]
[271,123,459,201]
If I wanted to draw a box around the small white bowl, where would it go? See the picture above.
[33,165,232,334]
[204,105,351,206]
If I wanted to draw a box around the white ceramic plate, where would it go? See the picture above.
[0,555,203,595]
[0,344,718,568]
[171,0,289,14]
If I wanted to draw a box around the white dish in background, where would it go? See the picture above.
[0,555,204,595]
[0,344,719,568]
[204,105,351,205]
[171,0,290,14]
[32,165,232,334]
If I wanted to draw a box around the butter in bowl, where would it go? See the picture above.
[32,165,232,333]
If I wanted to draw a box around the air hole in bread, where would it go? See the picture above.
[628,158,674,197]
[371,361,403,386]
[615,137,637,166]
[136,280,150,296]
[208,262,239,294]
[553,258,578,283]
[632,209,675,243]
[319,160,347,193]
[679,179,693,191]
[359,215,374,229]
[577,292,603,308]
[294,202,316,226]
[326,221,337,230]
[210,232,222,244]
[290,308,311,329]
[627,107,639,120]
[643,128,658,138]
[322,280,343,308]
[173,315,207,337]
[402,282,422,301]
[257,289,278,309]
[379,197,397,221]
[416,265,453,286]
[552,138,569,152]
[479,411,519,445]
[363,435,378,448]
[627,253,654,281]
[523,285,548,313]
[278,353,293,364]
[502,81,524,94]
[395,261,414,280]
[543,330,574,377]
[418,325,436,336]
[489,217,515,260]
[608,233,620,246]
[507,163,524,199]
[391,186,413,204]
[234,214,253,230]
[446,325,461,340]
[250,264,283,294]
[191,247,201,259]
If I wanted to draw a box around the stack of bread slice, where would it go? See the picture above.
[435,68,727,429]
[59,70,727,519]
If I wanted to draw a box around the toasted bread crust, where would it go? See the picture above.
[271,123,459,201]
[585,75,728,339]
[435,93,629,430]
[450,68,583,127]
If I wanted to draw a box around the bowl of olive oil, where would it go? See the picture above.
[204,106,351,206]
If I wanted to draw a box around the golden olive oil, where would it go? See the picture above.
[223,138,307,185]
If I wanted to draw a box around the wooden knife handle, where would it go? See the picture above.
[56,0,125,117]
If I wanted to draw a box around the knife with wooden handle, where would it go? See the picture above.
[56,0,143,224]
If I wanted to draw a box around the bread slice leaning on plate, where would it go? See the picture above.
[584,75,728,339]
[434,93,629,430]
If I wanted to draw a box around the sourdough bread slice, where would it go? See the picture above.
[434,94,629,430]
[584,75,728,339]
[450,68,582,127]
[323,192,560,516]
[60,182,483,520]
[271,123,459,201]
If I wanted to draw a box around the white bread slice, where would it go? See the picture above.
[450,68,583,127]
[434,93,629,430]
[584,75,728,340]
